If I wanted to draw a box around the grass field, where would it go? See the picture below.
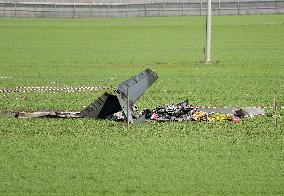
[0,15,284,194]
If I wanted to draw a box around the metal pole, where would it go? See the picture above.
[205,0,211,64]
[126,88,130,127]
[3,2,6,17]
[200,0,203,16]
[276,0,279,14]
[126,4,128,17]
[35,3,37,17]
[256,0,259,15]
[107,3,109,19]
[92,1,94,18]
[273,93,276,110]
[144,3,147,17]
[273,93,278,128]
[218,0,221,16]
[163,0,165,16]
[89,3,91,18]
[73,2,75,18]
[237,0,240,15]
[182,0,184,16]
[54,3,57,18]
[14,2,17,17]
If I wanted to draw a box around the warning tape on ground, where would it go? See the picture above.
[0,86,283,109]
[0,86,108,93]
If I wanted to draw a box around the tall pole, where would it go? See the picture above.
[126,87,130,128]
[205,0,211,64]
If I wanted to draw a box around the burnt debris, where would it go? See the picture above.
[15,68,265,122]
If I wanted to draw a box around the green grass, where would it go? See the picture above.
[0,15,283,194]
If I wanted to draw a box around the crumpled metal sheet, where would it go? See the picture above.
[143,100,196,122]
[81,68,158,124]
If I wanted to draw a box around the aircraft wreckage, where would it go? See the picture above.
[16,69,265,123]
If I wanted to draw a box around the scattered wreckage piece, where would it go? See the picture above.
[14,69,158,122]
[236,107,266,118]
[14,103,266,122]
[80,68,158,123]
[141,101,266,122]
[105,100,266,123]
[143,100,194,122]
[16,111,83,119]
[14,68,266,123]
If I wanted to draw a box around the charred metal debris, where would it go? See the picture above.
[16,69,265,123]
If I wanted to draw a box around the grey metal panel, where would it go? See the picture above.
[238,107,265,117]
[116,69,158,104]
[80,92,122,118]
[81,69,158,122]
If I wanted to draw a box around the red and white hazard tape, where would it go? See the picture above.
[0,86,108,93]
[0,86,283,109]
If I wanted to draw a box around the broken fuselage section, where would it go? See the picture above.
[80,68,158,123]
